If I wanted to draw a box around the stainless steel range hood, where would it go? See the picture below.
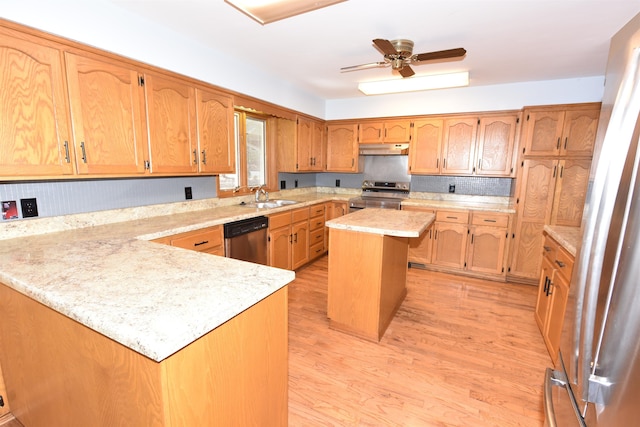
[358,143,409,155]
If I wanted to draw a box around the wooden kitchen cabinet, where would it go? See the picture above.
[144,72,199,174]
[550,159,591,226]
[65,52,148,175]
[308,204,326,261]
[404,206,436,265]
[431,210,469,269]
[325,201,348,251]
[153,225,224,256]
[0,26,74,178]
[521,104,599,158]
[0,361,9,417]
[466,212,510,276]
[409,119,444,174]
[441,117,478,175]
[359,119,411,144]
[195,87,235,173]
[535,232,574,363]
[268,207,310,270]
[277,116,324,172]
[475,114,519,176]
[409,113,518,177]
[326,123,361,172]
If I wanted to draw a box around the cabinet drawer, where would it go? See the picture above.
[269,211,291,229]
[435,210,469,224]
[309,215,325,231]
[310,228,324,246]
[555,246,574,282]
[471,212,509,228]
[291,207,310,223]
[171,226,223,252]
[542,234,558,261]
[309,241,325,259]
[310,204,325,217]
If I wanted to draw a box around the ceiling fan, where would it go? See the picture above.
[341,39,466,78]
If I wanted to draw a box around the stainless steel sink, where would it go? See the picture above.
[240,199,299,209]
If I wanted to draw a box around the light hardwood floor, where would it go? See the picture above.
[288,255,550,426]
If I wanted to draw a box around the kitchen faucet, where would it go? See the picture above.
[255,186,269,202]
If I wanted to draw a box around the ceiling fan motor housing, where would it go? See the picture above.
[390,39,414,57]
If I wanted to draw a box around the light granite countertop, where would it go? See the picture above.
[326,208,435,237]
[544,225,582,256]
[0,189,510,362]
[401,195,515,213]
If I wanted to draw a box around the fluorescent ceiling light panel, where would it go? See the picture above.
[358,71,470,95]
[225,0,347,25]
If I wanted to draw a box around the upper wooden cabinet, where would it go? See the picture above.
[65,52,148,175]
[195,88,235,174]
[521,104,599,158]
[144,72,198,174]
[277,116,324,172]
[409,113,519,177]
[326,123,361,172]
[359,120,411,144]
[0,27,74,178]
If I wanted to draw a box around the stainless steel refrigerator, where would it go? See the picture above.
[544,46,640,426]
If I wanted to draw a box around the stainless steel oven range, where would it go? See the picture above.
[348,180,410,212]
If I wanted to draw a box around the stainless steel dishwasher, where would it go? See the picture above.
[223,216,269,265]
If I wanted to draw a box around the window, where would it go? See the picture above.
[219,111,268,195]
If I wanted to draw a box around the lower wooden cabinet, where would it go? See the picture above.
[153,225,224,256]
[268,207,310,270]
[308,204,326,261]
[0,361,9,417]
[535,232,574,363]
[406,206,511,281]
[325,201,348,252]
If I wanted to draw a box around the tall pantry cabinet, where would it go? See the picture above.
[508,103,599,283]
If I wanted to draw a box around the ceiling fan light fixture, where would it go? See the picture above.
[225,0,347,25]
[358,71,469,95]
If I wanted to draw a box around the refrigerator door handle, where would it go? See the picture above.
[544,368,559,427]
[545,368,587,427]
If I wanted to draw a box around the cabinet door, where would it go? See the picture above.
[404,206,435,265]
[535,256,555,332]
[441,117,477,175]
[195,88,235,173]
[276,118,297,172]
[296,117,313,171]
[560,108,599,157]
[510,159,557,280]
[144,73,198,174]
[551,159,591,226]
[65,52,147,175]
[310,120,325,170]
[466,226,507,275]
[545,272,569,363]
[268,226,292,270]
[291,220,309,269]
[432,222,468,269]
[326,124,359,172]
[521,110,564,156]
[384,120,411,143]
[0,30,74,177]
[476,115,517,176]
[409,119,443,174]
[359,122,384,143]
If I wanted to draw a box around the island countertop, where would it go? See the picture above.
[326,208,436,237]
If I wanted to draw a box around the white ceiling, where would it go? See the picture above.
[108,0,640,100]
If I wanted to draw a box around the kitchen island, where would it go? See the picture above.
[325,208,435,341]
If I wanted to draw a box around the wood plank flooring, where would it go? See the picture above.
[288,255,550,426]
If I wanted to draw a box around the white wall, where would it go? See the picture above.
[0,0,605,121]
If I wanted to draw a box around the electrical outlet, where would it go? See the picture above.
[336,179,341,187]
[449,184,456,193]
[184,187,193,200]
[280,180,286,190]
[21,198,38,218]
[295,179,298,188]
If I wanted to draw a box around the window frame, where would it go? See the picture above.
[217,110,276,198]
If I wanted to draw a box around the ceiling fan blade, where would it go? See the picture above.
[399,65,415,78]
[373,38,398,56]
[414,48,467,62]
[340,62,387,72]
